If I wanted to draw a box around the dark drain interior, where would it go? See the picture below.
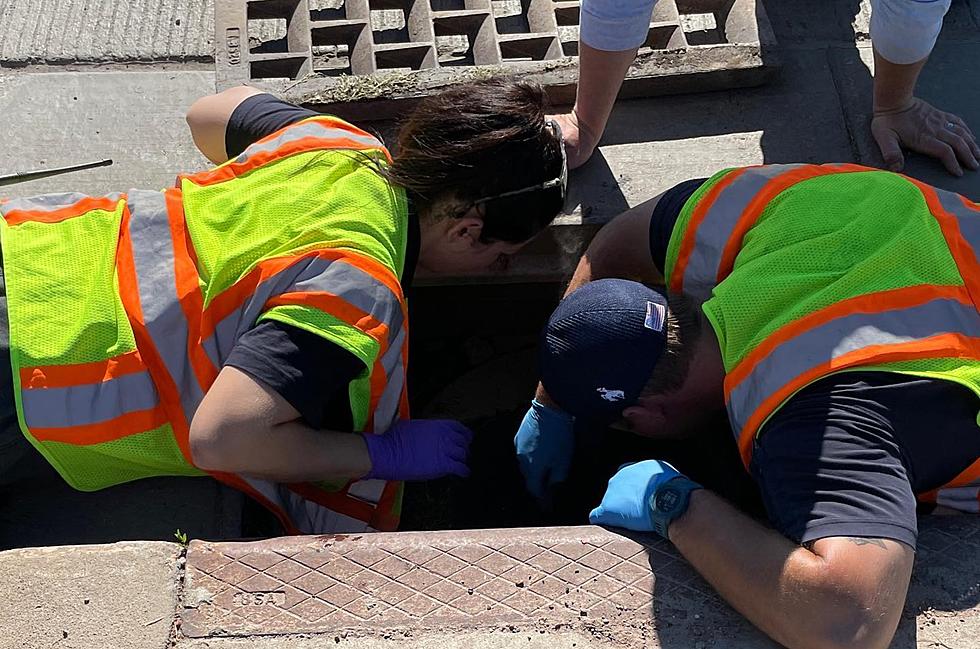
[243,282,764,537]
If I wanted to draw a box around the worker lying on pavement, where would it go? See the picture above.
[0,80,566,534]
[518,163,980,649]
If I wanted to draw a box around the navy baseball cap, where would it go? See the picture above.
[539,279,669,421]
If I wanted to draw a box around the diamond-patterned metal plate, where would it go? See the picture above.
[180,525,714,637]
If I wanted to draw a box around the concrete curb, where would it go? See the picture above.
[174,519,980,648]
[3,517,979,648]
[1,541,181,649]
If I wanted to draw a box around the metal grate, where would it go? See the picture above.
[215,0,775,112]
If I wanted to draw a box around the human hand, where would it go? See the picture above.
[589,460,682,532]
[548,111,601,170]
[514,399,576,501]
[871,98,980,176]
[363,419,473,481]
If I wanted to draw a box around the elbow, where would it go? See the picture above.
[185,89,227,132]
[185,95,210,133]
[809,597,901,649]
[188,419,232,473]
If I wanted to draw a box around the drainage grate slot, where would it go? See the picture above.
[375,41,437,69]
[433,11,499,65]
[498,33,560,61]
[250,52,312,78]
[676,0,731,45]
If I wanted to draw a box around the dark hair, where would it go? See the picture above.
[383,79,564,243]
[641,292,702,396]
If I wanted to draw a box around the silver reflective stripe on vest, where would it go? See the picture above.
[21,370,159,429]
[935,188,980,260]
[241,476,375,533]
[680,165,801,304]
[347,479,386,503]
[288,497,373,534]
[200,257,334,368]
[1,192,109,213]
[234,119,383,164]
[202,255,404,367]
[127,190,206,421]
[727,296,980,435]
[291,260,404,334]
[373,326,406,433]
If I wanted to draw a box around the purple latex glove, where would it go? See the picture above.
[362,419,474,481]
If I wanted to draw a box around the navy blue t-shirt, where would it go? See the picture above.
[648,179,980,549]
[223,94,418,431]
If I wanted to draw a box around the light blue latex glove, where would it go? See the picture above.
[514,399,576,500]
[589,460,682,532]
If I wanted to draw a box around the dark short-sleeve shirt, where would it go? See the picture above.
[647,178,980,549]
[222,94,418,431]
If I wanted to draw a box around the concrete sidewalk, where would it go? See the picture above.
[4,518,979,649]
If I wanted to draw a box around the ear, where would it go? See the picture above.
[621,398,667,438]
[445,206,485,250]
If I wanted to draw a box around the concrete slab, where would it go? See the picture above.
[829,42,980,200]
[0,0,213,65]
[0,475,243,550]
[761,0,865,45]
[568,46,855,222]
[896,39,980,198]
[0,70,214,199]
[0,541,180,649]
[936,0,980,40]
[761,0,977,47]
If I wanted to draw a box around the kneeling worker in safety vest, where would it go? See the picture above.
[0,80,567,534]
[517,164,980,649]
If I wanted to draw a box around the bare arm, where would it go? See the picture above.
[185,85,266,165]
[565,194,666,295]
[868,0,978,174]
[872,50,926,114]
[553,44,638,169]
[670,490,914,649]
[189,366,371,481]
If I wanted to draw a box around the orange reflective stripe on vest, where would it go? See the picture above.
[909,179,980,307]
[671,164,869,303]
[184,117,389,187]
[19,354,167,446]
[2,193,124,226]
[725,284,980,466]
[20,350,145,389]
